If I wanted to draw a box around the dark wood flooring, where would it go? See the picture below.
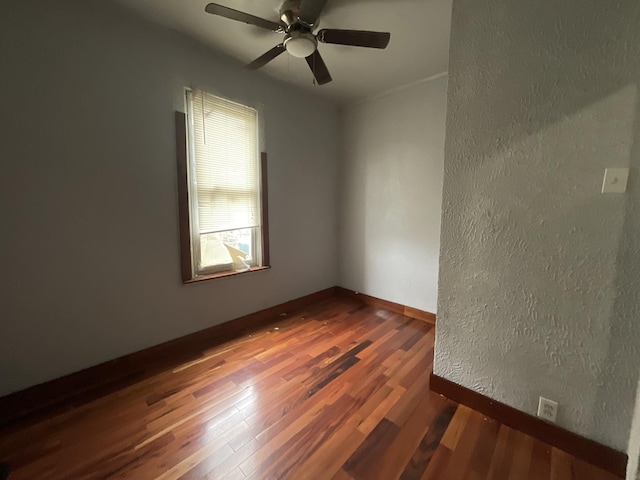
[0,296,621,479]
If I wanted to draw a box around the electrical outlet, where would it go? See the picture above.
[537,397,558,423]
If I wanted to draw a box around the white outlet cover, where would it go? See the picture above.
[537,397,558,423]
[602,168,629,194]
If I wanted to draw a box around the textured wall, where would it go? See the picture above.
[0,1,339,395]
[339,76,447,313]
[435,0,640,452]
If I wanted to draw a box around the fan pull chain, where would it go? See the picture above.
[312,53,316,86]
[201,94,207,145]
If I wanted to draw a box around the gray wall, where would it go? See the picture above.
[0,1,340,396]
[338,77,447,314]
[435,0,640,452]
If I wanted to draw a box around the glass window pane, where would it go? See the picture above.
[212,228,254,260]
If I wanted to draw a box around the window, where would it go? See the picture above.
[176,89,269,282]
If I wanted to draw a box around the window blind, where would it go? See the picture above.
[188,89,259,233]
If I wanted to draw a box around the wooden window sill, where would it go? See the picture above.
[183,266,271,284]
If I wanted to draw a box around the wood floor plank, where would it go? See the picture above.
[296,426,366,480]
[0,296,622,480]
[176,443,235,480]
[356,383,406,436]
[244,393,365,480]
[486,426,517,480]
[467,415,501,477]
[550,448,574,480]
[508,432,535,480]
[202,437,260,480]
[136,383,246,450]
[420,445,453,480]
[343,418,402,479]
[332,469,356,480]
[293,384,395,479]
[528,440,552,480]
[399,397,455,480]
[238,384,353,477]
[217,467,247,480]
[386,372,432,427]
[155,419,250,479]
[440,404,473,451]
[444,409,485,480]
[113,408,246,479]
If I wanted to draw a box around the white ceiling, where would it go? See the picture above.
[114,0,452,104]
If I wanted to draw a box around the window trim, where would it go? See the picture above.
[175,111,270,283]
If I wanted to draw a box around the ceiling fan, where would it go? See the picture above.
[204,0,391,85]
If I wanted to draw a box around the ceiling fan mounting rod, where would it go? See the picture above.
[279,0,316,28]
[280,9,296,28]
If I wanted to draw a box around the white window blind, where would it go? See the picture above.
[188,89,259,233]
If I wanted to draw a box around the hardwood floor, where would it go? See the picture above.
[0,296,621,480]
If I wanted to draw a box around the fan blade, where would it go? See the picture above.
[305,50,332,85]
[247,44,286,70]
[298,0,329,26]
[205,3,283,32]
[318,29,390,49]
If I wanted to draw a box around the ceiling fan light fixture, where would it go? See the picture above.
[284,32,317,58]
[204,2,391,86]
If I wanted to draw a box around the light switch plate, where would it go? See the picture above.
[602,168,629,194]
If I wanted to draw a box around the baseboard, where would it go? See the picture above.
[0,286,338,429]
[335,287,436,324]
[430,373,627,478]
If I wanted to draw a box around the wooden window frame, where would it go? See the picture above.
[175,111,270,284]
